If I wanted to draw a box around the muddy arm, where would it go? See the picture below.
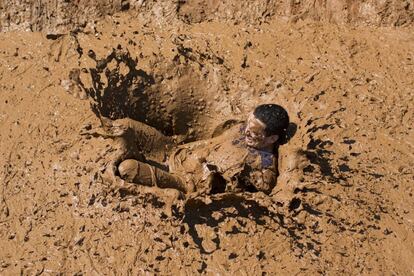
[270,148,308,207]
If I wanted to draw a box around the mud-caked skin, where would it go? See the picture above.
[167,123,279,194]
[81,116,176,181]
[114,104,290,197]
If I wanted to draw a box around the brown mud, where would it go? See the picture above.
[1,0,414,33]
[1,3,414,275]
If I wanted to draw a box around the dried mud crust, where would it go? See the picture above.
[1,0,414,33]
[0,13,413,275]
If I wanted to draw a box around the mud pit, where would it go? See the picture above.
[1,3,414,275]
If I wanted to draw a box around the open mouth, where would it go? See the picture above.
[245,137,255,145]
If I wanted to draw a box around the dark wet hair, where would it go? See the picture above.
[253,104,289,137]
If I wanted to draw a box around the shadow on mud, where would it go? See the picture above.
[182,194,282,254]
[302,121,347,183]
[82,46,204,138]
[181,193,320,256]
[86,48,153,115]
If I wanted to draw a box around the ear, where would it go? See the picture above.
[266,134,279,144]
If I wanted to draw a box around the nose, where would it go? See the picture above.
[245,130,257,139]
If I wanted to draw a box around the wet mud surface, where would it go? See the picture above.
[0,8,414,275]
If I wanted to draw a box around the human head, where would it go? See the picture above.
[244,104,289,150]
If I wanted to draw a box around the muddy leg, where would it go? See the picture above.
[118,159,194,193]
[109,117,176,158]
[113,178,183,217]
[272,148,308,209]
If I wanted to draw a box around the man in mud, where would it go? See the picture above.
[115,104,289,196]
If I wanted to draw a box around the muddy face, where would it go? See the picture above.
[244,113,278,151]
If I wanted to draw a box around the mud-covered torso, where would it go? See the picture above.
[168,123,278,194]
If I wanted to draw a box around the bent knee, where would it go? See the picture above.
[118,159,139,181]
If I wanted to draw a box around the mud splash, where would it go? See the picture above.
[80,46,217,140]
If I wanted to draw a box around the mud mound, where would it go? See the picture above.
[0,8,413,276]
[1,0,413,33]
